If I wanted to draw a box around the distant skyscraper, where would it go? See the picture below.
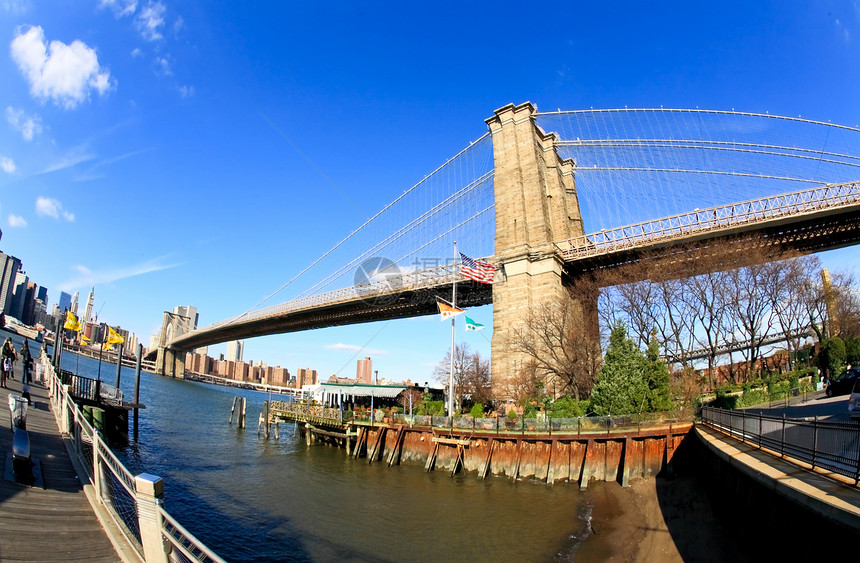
[9,271,28,320]
[58,291,72,313]
[36,285,47,304]
[83,288,94,323]
[356,357,372,384]
[172,305,199,333]
[71,291,79,315]
[0,252,22,315]
[226,340,244,362]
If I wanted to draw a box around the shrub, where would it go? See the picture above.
[507,408,517,420]
[470,403,484,418]
[737,389,767,408]
[711,386,738,409]
[549,395,587,418]
[426,400,445,416]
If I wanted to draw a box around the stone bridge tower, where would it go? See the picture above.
[486,102,588,395]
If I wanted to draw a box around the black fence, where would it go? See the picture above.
[701,406,860,484]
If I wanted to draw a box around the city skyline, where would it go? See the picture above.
[2,2,860,381]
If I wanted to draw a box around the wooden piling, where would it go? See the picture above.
[480,438,495,480]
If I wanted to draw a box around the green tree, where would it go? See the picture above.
[819,336,846,379]
[644,332,674,411]
[844,337,860,366]
[589,323,649,416]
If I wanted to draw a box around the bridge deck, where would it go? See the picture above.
[0,362,119,561]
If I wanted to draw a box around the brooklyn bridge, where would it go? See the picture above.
[161,103,860,384]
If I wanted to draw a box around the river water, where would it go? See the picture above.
[56,349,597,562]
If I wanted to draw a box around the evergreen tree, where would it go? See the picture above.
[644,331,673,411]
[589,323,649,416]
[819,336,846,379]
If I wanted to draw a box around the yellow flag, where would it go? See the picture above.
[64,311,82,331]
[106,326,125,344]
[80,334,90,344]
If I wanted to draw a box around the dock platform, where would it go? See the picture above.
[0,360,120,561]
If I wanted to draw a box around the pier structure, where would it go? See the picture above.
[0,337,226,563]
[267,400,691,487]
[0,348,121,561]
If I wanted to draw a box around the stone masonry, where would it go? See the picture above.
[486,102,586,395]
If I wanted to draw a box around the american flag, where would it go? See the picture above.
[459,252,495,284]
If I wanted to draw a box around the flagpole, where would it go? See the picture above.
[449,241,457,418]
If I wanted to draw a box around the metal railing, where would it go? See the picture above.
[43,353,225,563]
[701,405,860,484]
[270,400,690,434]
[556,181,860,261]
[172,261,476,348]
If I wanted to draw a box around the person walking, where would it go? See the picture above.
[19,338,32,384]
[2,337,17,388]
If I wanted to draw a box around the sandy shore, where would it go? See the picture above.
[573,471,759,562]
[575,479,683,562]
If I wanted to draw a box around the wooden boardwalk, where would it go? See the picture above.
[0,355,121,562]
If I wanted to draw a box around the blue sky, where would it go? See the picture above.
[2,1,860,383]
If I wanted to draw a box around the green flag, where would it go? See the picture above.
[464,316,484,331]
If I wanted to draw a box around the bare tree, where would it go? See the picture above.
[830,271,860,339]
[507,287,602,401]
[682,269,730,384]
[433,343,491,412]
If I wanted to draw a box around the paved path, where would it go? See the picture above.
[0,331,120,562]
[743,391,854,421]
[697,421,860,531]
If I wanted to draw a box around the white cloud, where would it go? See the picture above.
[2,1,29,15]
[0,156,15,173]
[99,0,137,18]
[10,25,114,109]
[136,1,166,41]
[6,106,42,140]
[35,196,74,221]
[8,214,27,228]
[39,145,96,175]
[836,19,851,42]
[178,85,194,98]
[58,255,179,292]
[155,56,171,75]
[130,47,142,58]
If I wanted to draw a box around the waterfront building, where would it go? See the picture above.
[83,288,94,323]
[0,252,21,315]
[356,357,372,384]
[269,366,291,386]
[226,340,244,362]
[297,368,318,388]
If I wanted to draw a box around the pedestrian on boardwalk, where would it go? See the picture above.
[2,337,17,388]
[20,338,32,384]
